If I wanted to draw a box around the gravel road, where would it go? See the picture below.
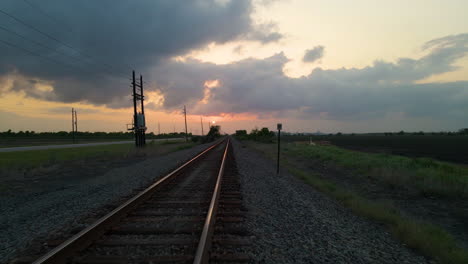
[0,142,212,263]
[232,139,431,264]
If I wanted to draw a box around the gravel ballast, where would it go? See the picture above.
[232,139,430,264]
[0,142,213,263]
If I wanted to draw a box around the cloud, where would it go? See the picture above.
[1,2,467,128]
[47,106,101,114]
[303,46,325,63]
[151,33,468,123]
[233,45,245,55]
[0,0,282,106]
[243,22,283,44]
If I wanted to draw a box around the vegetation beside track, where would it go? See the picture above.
[0,130,190,147]
[0,140,194,169]
[287,143,468,198]
[281,133,468,164]
[245,141,468,264]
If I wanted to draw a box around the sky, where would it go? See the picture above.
[0,0,467,134]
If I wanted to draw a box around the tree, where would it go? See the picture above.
[235,130,248,140]
[458,128,468,135]
[203,125,221,143]
[248,127,274,142]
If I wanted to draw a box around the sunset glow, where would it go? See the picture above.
[0,0,467,134]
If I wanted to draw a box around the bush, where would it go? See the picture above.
[249,127,275,142]
[234,130,248,140]
[202,126,221,143]
[191,135,202,142]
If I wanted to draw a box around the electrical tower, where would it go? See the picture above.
[131,70,146,147]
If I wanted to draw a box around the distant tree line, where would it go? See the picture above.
[0,129,192,139]
[234,127,275,142]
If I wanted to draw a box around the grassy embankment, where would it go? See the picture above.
[247,141,468,264]
[0,139,193,169]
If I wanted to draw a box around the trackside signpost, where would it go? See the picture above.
[277,123,282,175]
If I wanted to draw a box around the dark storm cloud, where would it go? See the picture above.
[303,45,324,63]
[47,106,101,114]
[152,33,468,122]
[0,0,282,105]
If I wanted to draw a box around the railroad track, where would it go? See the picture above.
[29,138,249,264]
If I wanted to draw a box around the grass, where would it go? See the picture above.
[246,141,468,264]
[0,141,195,169]
[290,167,468,264]
[0,138,130,148]
[280,134,468,164]
[285,144,468,198]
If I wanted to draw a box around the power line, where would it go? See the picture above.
[22,0,73,31]
[0,24,91,66]
[0,7,128,78]
[0,37,87,73]
[0,36,129,84]
[0,8,80,56]
[19,1,135,74]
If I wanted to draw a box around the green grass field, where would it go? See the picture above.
[0,140,193,169]
[285,143,468,198]
[281,134,468,164]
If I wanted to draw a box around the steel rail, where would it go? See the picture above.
[33,139,226,264]
[193,138,230,264]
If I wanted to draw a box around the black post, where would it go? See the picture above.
[200,116,204,135]
[140,74,146,146]
[132,70,138,147]
[71,108,75,144]
[183,105,188,142]
[277,123,282,175]
[74,110,77,142]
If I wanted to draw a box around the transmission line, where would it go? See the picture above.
[0,7,128,78]
[19,1,136,73]
[22,0,73,31]
[0,37,96,75]
[0,25,92,66]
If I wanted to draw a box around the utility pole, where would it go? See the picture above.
[140,74,146,145]
[71,108,75,143]
[74,110,77,133]
[132,71,138,146]
[158,122,160,135]
[200,116,204,135]
[183,105,188,142]
[131,70,146,147]
[277,123,282,175]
